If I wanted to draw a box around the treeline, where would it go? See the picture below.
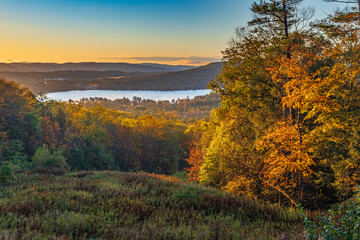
[0,78,191,178]
[186,0,360,209]
[78,94,220,121]
[3,0,360,212]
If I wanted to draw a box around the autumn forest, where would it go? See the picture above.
[2,0,360,239]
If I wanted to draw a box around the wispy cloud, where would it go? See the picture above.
[98,56,221,65]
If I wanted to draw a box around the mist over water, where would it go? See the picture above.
[46,89,212,101]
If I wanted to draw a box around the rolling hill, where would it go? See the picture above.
[0,62,222,94]
[102,62,223,91]
[0,62,194,73]
[0,171,304,239]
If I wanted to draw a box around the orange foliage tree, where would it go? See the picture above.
[257,121,314,205]
[185,142,202,182]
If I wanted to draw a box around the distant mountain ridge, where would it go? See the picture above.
[0,62,222,93]
[105,62,223,90]
[0,62,195,73]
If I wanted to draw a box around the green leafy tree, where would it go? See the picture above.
[32,145,67,168]
[0,162,12,185]
[0,78,40,160]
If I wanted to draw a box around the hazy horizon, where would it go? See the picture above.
[0,60,220,67]
[0,0,352,66]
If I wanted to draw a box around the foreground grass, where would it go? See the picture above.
[0,171,305,239]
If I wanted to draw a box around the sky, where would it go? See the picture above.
[0,0,353,66]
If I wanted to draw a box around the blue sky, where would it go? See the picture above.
[0,0,351,65]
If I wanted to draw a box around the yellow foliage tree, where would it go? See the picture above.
[257,121,314,205]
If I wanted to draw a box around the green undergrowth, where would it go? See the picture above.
[0,171,306,239]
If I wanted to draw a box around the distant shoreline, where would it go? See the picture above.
[45,89,213,102]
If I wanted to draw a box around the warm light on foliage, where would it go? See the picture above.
[257,121,314,205]
[185,143,202,182]
[202,0,360,208]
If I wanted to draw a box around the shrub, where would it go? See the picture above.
[0,162,12,185]
[0,171,305,239]
[299,191,360,240]
[173,171,189,181]
[171,188,200,207]
[32,145,67,168]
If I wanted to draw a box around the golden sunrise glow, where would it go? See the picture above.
[0,0,337,65]
[0,19,222,66]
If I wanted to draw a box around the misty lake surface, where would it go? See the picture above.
[46,89,212,101]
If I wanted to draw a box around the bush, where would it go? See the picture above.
[0,162,12,185]
[173,171,189,181]
[32,145,67,168]
[171,188,200,207]
[299,192,360,240]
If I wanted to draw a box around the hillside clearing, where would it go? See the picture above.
[0,171,305,240]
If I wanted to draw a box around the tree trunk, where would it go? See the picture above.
[297,108,302,145]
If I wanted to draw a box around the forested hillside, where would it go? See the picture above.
[0,79,308,239]
[0,78,196,174]
[2,0,360,239]
[1,0,360,210]
[79,94,220,121]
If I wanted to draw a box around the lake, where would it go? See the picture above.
[46,89,212,101]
